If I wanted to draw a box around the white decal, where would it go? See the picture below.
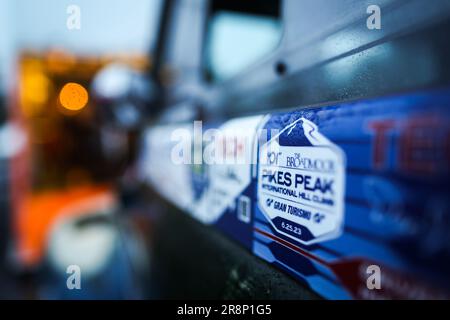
[258,118,346,245]
[193,116,263,224]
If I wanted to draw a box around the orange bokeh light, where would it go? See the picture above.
[59,82,89,111]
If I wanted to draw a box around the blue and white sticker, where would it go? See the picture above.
[258,117,346,245]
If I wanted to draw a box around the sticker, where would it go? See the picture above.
[139,125,194,210]
[258,117,346,245]
[237,195,251,224]
[193,116,263,224]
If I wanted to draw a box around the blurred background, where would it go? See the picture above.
[0,0,162,299]
[1,0,450,300]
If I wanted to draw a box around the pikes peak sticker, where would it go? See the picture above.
[258,117,346,245]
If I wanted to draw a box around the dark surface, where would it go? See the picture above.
[149,200,320,300]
